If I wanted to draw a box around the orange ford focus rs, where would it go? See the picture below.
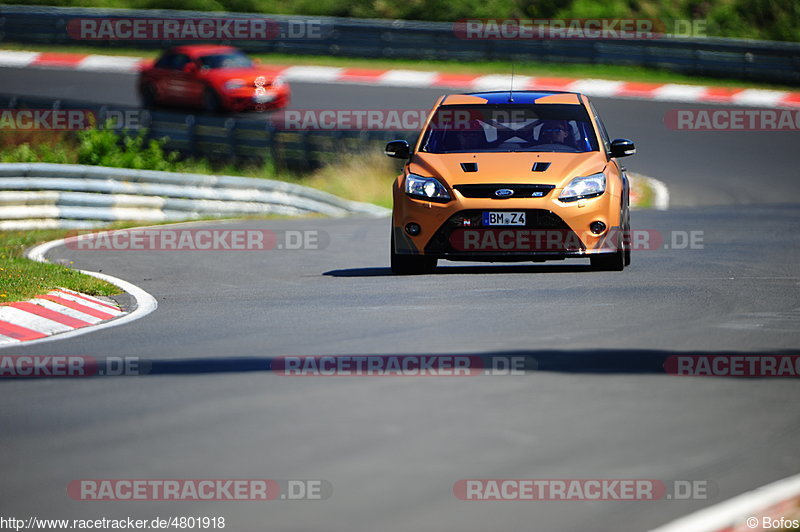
[386,90,636,274]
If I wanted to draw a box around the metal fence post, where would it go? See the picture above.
[224,118,237,162]
[185,115,196,158]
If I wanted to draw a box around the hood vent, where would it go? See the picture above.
[460,162,478,172]
[532,162,551,172]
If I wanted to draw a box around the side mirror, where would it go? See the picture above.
[610,139,636,158]
[183,62,198,74]
[385,140,410,159]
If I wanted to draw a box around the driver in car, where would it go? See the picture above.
[538,120,575,148]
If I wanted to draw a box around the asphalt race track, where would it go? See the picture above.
[1,65,799,532]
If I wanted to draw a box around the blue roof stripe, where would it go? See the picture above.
[464,90,580,104]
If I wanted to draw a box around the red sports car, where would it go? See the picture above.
[138,45,290,113]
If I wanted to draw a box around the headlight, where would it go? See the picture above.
[224,79,246,91]
[405,174,450,202]
[559,172,606,202]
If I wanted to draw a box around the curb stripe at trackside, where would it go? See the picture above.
[8,237,158,349]
[77,55,146,72]
[37,294,117,320]
[0,333,19,344]
[650,473,800,532]
[279,65,341,82]
[0,234,156,347]
[378,69,439,86]
[28,298,103,324]
[31,52,88,67]
[51,290,123,314]
[0,306,74,335]
[338,68,388,82]
[6,302,92,328]
[2,49,799,108]
[0,50,40,67]
[523,77,574,90]
[56,288,119,311]
[0,320,47,341]
[431,73,480,88]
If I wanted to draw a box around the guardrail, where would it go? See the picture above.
[0,163,389,230]
[1,93,416,172]
[1,5,799,84]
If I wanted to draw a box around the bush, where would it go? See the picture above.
[0,143,71,164]
[0,120,187,171]
[75,126,182,171]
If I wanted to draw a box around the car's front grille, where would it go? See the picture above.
[453,184,555,198]
[424,209,583,256]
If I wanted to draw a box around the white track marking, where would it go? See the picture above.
[650,473,800,532]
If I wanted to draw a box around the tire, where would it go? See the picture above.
[623,211,632,266]
[203,87,222,113]
[390,231,436,275]
[591,210,627,271]
[591,249,625,271]
[140,84,158,109]
[623,227,632,266]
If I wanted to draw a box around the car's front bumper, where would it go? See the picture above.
[221,85,290,112]
[392,182,624,260]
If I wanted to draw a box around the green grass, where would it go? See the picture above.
[0,229,121,302]
[1,42,797,91]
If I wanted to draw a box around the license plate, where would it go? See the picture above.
[254,93,275,103]
[482,212,526,226]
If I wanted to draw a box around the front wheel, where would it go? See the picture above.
[140,84,158,109]
[623,212,632,266]
[202,87,222,113]
[590,250,624,271]
[591,226,627,272]
[391,232,436,275]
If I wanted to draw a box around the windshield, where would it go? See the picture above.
[198,52,253,69]
[420,104,600,153]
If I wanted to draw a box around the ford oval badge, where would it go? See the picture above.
[494,188,514,198]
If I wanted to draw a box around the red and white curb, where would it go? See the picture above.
[0,288,123,345]
[650,472,800,532]
[0,237,158,348]
[1,50,798,109]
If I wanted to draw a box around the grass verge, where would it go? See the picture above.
[280,152,399,209]
[1,42,796,91]
[0,229,120,302]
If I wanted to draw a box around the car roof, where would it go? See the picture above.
[454,90,584,105]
